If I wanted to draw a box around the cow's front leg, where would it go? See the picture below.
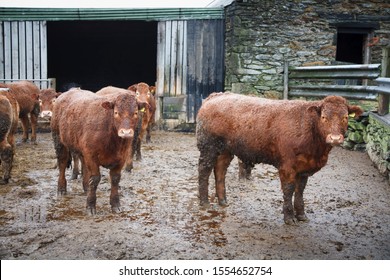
[279,168,297,225]
[86,171,101,215]
[30,113,38,144]
[109,168,121,213]
[294,174,309,222]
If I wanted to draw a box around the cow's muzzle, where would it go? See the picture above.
[40,110,53,118]
[118,128,134,139]
[326,134,344,146]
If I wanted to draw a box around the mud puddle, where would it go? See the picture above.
[0,131,389,259]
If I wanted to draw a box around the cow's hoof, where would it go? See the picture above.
[284,217,298,226]
[70,173,79,180]
[218,199,229,207]
[111,206,121,213]
[57,189,67,196]
[86,207,96,216]
[199,200,210,208]
[296,214,309,222]
[0,178,9,185]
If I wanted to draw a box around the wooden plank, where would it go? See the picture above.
[11,22,19,79]
[289,63,381,79]
[186,20,196,122]
[33,21,41,80]
[169,20,178,96]
[18,21,27,79]
[182,20,187,97]
[26,21,34,80]
[378,48,390,115]
[0,22,4,79]
[163,21,171,96]
[3,22,11,79]
[40,21,48,88]
[156,21,166,122]
[289,90,377,100]
[175,20,183,96]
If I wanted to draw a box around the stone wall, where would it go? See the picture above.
[224,0,390,97]
[366,113,390,183]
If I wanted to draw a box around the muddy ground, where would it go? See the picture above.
[0,131,389,260]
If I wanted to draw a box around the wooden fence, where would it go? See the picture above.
[283,62,390,115]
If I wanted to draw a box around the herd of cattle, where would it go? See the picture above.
[0,81,363,224]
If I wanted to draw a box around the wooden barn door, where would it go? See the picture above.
[186,19,225,123]
[0,21,49,88]
[156,19,224,124]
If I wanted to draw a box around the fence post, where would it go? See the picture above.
[378,47,390,115]
[283,59,289,100]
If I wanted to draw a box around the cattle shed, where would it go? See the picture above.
[0,1,230,126]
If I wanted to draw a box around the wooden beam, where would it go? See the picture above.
[378,48,390,115]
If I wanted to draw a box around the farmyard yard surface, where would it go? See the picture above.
[0,131,389,259]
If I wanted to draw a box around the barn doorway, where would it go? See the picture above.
[47,21,157,92]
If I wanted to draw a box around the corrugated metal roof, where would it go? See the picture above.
[0,7,225,21]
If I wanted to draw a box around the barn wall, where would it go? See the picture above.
[157,19,225,125]
[224,0,390,97]
[0,21,50,88]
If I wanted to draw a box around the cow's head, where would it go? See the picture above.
[39,89,61,119]
[101,92,149,139]
[128,82,153,105]
[308,96,363,146]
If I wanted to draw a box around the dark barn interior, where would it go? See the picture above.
[47,20,157,92]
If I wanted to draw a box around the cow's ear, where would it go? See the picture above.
[348,105,364,119]
[137,101,150,111]
[307,105,321,117]
[128,84,137,92]
[101,101,114,110]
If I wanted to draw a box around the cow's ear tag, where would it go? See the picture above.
[140,108,146,113]
[349,113,355,118]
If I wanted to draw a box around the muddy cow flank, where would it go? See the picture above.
[51,87,148,214]
[0,81,40,144]
[196,92,363,225]
[39,88,61,119]
[0,88,20,184]
[128,82,157,144]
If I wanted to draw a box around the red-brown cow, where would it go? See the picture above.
[128,82,156,144]
[0,81,40,144]
[0,88,20,184]
[196,92,363,225]
[39,88,61,119]
[96,86,145,172]
[51,87,148,214]
[38,88,81,179]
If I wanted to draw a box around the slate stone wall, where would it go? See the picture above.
[224,0,390,97]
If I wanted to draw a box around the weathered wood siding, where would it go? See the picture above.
[157,19,224,123]
[0,21,50,88]
[186,19,225,122]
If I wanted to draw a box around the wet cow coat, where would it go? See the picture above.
[0,81,40,143]
[51,87,147,214]
[0,89,20,184]
[196,92,363,225]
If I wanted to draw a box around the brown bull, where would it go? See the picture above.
[0,88,20,184]
[196,92,363,225]
[51,87,148,214]
[0,81,40,143]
